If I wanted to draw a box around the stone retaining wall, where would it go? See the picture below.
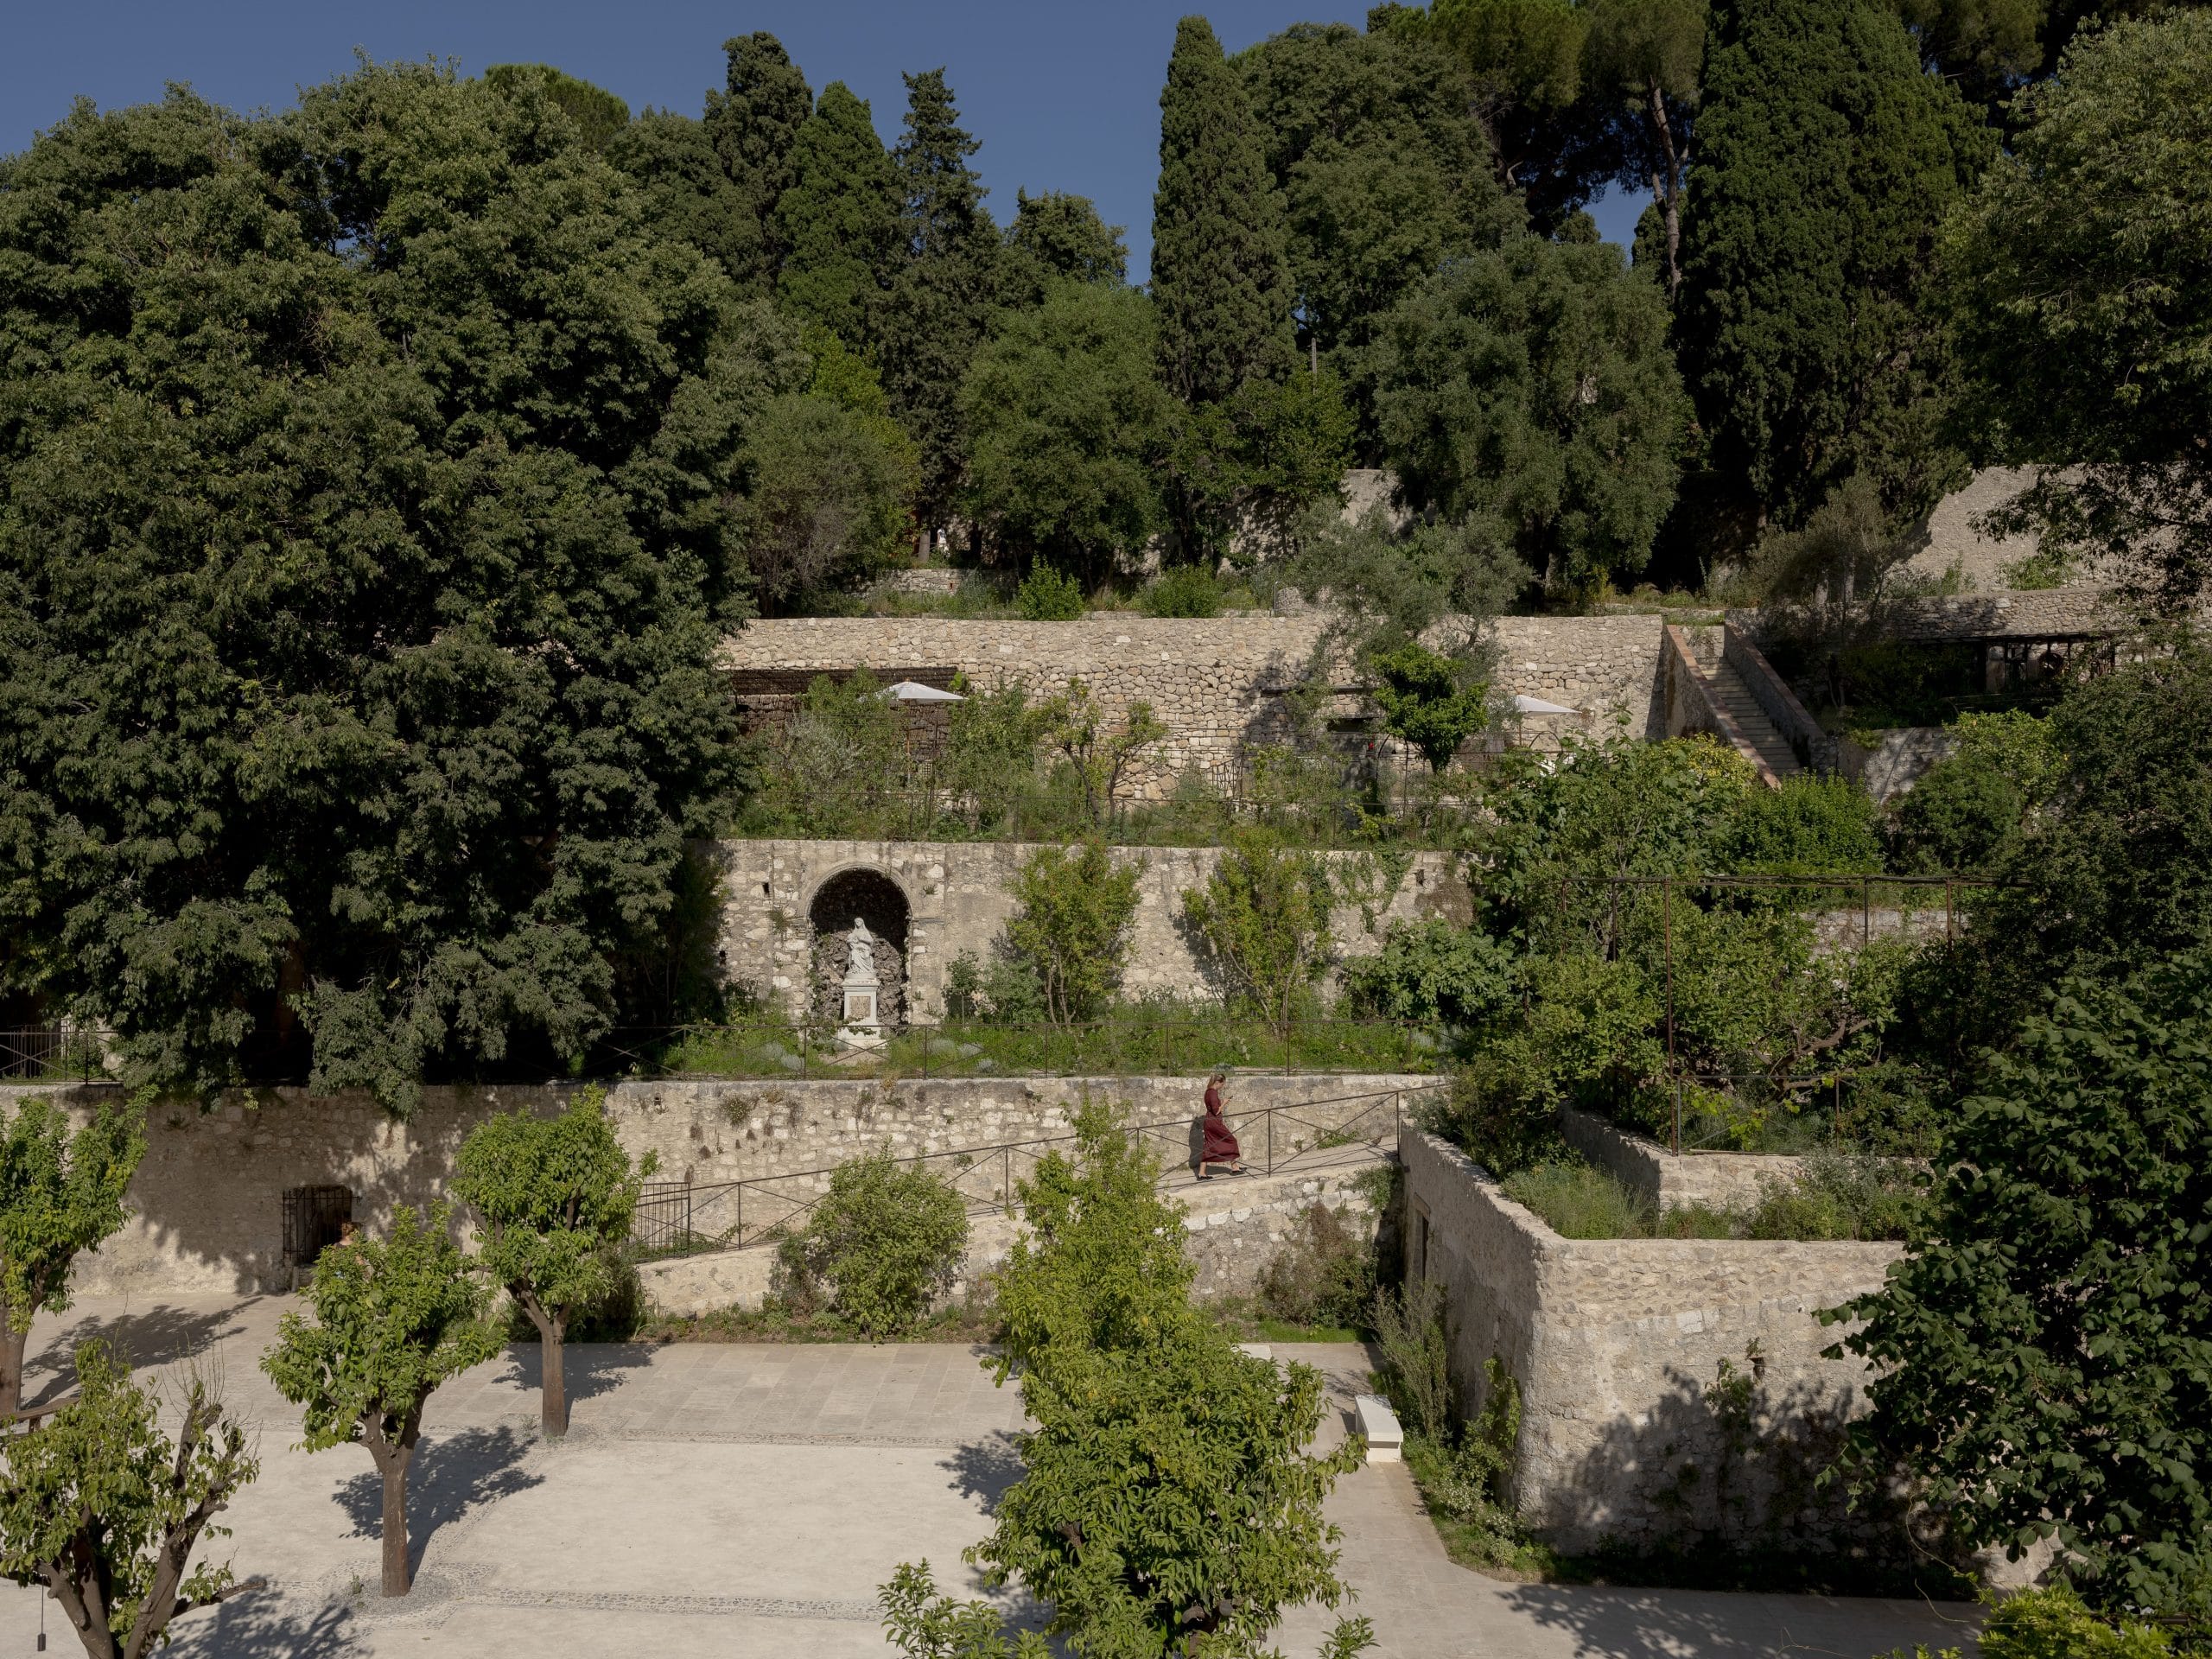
[711,837,1470,1023]
[1401,1128,1898,1553]
[0,1073,1434,1299]
[721,613,1669,797]
[1560,1108,1802,1212]
[639,1154,1388,1316]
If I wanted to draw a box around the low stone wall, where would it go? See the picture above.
[712,837,1469,1024]
[0,1072,1434,1299]
[720,613,1669,798]
[1401,1128,1898,1553]
[1560,1108,1802,1211]
[639,1153,1388,1316]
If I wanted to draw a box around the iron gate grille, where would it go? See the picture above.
[281,1185,354,1268]
[632,1179,693,1255]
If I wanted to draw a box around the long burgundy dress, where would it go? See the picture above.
[1201,1080,1241,1164]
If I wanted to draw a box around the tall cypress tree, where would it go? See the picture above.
[703,32,814,289]
[876,68,1001,534]
[1151,15,1297,407]
[1672,0,1989,529]
[773,82,899,346]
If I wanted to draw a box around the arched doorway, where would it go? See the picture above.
[808,868,911,1028]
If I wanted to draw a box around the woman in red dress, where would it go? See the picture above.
[1199,1071,1247,1177]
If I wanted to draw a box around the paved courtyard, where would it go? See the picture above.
[0,1296,1980,1657]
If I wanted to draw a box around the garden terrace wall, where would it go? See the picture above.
[719,613,1669,798]
[1559,1107,1804,1211]
[1400,1128,1899,1553]
[639,1152,1389,1317]
[0,1072,1433,1299]
[710,837,1471,1025]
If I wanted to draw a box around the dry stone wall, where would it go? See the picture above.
[710,837,1471,1024]
[720,613,1668,797]
[639,1152,1388,1317]
[1402,1128,1898,1553]
[0,1072,1434,1300]
[1560,1108,1804,1211]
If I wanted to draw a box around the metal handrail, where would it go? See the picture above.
[631,1082,1440,1260]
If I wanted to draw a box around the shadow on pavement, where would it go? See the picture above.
[24,1298,268,1408]
[1497,1580,1980,1659]
[499,1338,658,1408]
[335,1422,542,1576]
[943,1431,1026,1515]
[166,1590,364,1658]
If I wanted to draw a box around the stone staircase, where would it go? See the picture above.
[1685,630,1802,779]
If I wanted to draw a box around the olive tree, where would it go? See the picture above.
[261,1205,498,1597]
[453,1089,655,1439]
[0,1098,143,1416]
[1181,835,1337,1036]
[0,1342,258,1659]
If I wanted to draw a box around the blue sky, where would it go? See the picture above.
[4,0,1646,279]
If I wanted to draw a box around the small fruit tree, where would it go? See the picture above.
[454,1088,655,1438]
[0,1340,259,1659]
[261,1205,497,1597]
[0,1097,144,1416]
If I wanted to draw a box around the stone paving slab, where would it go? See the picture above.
[0,1300,1982,1659]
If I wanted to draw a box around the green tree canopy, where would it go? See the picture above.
[1153,16,1298,409]
[703,31,814,288]
[605,109,762,282]
[1002,189,1128,297]
[1673,0,1990,531]
[262,1204,498,1598]
[1181,833,1337,1035]
[1836,944,2212,1621]
[1237,18,1519,448]
[0,1098,143,1416]
[1942,11,2212,613]
[971,1102,1369,1659]
[1003,841,1142,1026]
[877,69,1001,533]
[773,1146,969,1337]
[1372,234,1688,594]
[0,1341,259,1659]
[960,283,1172,582]
[453,1089,654,1439]
[772,82,900,346]
[0,67,788,1107]
[483,63,630,149]
[1370,640,1491,772]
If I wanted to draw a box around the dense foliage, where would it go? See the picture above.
[0,68,777,1106]
[1943,11,2212,612]
[1838,948,2212,1623]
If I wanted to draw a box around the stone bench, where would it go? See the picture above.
[1354,1394,1402,1463]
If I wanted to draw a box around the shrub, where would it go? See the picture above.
[1499,1160,1650,1239]
[1369,1277,1453,1442]
[1370,640,1489,772]
[1881,1584,2175,1658]
[1418,1052,1562,1179]
[774,1147,969,1337]
[1740,1153,1924,1242]
[1256,1204,1375,1330]
[1141,563,1224,618]
[1342,918,1517,1026]
[1180,833,1334,1035]
[1885,709,2056,874]
[1719,771,1883,873]
[1003,841,1142,1024]
[1014,564,1085,620]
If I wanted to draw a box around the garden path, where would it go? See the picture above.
[0,1300,1978,1657]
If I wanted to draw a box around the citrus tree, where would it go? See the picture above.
[453,1090,655,1439]
[261,1205,498,1597]
[0,1341,258,1659]
[1182,834,1336,1035]
[0,1098,143,1416]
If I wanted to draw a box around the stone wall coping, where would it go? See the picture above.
[1405,1128,1899,1268]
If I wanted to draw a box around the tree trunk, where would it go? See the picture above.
[1647,79,1686,302]
[361,1411,418,1597]
[0,1315,26,1419]
[532,1307,569,1440]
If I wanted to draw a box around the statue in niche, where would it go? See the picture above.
[837,917,885,1046]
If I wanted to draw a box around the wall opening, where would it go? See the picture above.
[808,868,911,1028]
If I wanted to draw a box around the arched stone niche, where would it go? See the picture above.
[807,868,910,1028]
